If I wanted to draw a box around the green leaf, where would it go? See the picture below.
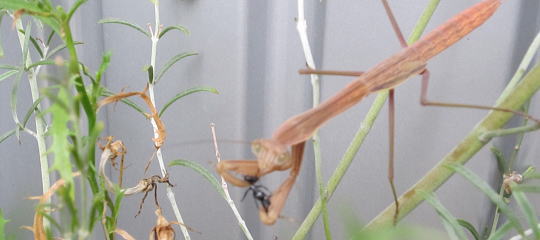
[0,209,9,240]
[155,52,197,82]
[0,11,5,58]
[457,219,481,240]
[29,35,44,58]
[159,86,219,117]
[143,65,153,84]
[98,18,150,37]
[490,147,506,174]
[513,185,540,193]
[0,69,19,83]
[446,163,523,233]
[26,59,54,70]
[487,221,513,240]
[512,184,540,239]
[22,96,44,127]
[0,129,16,144]
[101,89,146,117]
[158,25,190,39]
[49,88,74,197]
[0,0,60,33]
[423,191,468,240]
[46,41,83,58]
[0,65,18,70]
[22,22,32,68]
[169,159,225,198]
[66,0,85,22]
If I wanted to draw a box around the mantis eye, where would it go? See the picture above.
[251,143,262,154]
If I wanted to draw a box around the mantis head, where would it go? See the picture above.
[251,139,292,176]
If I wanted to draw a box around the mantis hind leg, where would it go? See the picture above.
[419,69,540,124]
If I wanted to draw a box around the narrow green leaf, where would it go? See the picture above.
[0,1,60,33]
[457,219,481,240]
[169,159,225,198]
[47,41,83,58]
[98,18,150,37]
[423,192,468,240]
[95,52,111,84]
[22,96,44,127]
[143,65,153,84]
[0,11,5,58]
[26,59,54,70]
[487,222,513,240]
[101,90,146,117]
[490,147,506,174]
[10,69,24,140]
[0,69,18,83]
[22,22,32,68]
[158,25,190,39]
[0,65,18,70]
[446,163,523,233]
[159,87,219,117]
[513,185,540,193]
[67,0,86,22]
[0,129,16,144]
[46,30,54,45]
[512,185,540,239]
[441,219,460,240]
[29,36,44,58]
[155,52,197,82]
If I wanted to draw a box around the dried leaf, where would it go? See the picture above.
[115,228,135,240]
[97,87,166,148]
[149,209,175,240]
[26,172,81,240]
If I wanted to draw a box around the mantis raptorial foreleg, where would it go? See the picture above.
[218,0,511,225]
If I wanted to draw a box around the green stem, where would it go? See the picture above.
[479,121,539,143]
[365,63,540,231]
[291,1,440,238]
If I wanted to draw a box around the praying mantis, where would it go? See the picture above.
[217,0,534,225]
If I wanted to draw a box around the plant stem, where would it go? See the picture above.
[291,1,440,238]
[295,0,332,238]
[148,1,190,239]
[210,123,254,240]
[365,63,540,231]
[14,18,51,230]
[14,16,50,203]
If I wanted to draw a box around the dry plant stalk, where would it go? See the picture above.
[24,172,81,240]
[98,86,166,148]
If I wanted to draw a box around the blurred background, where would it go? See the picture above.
[1,0,539,239]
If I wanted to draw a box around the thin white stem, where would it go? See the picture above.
[14,17,51,211]
[296,1,332,239]
[209,123,254,240]
[148,1,190,239]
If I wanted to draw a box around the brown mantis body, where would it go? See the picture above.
[218,0,504,225]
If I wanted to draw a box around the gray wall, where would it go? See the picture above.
[1,0,539,239]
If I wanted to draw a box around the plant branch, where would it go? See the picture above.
[147,1,190,239]
[296,0,332,238]
[14,15,51,231]
[210,123,254,240]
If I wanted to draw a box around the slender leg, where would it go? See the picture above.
[298,68,364,77]
[420,70,540,124]
[388,89,399,225]
[381,0,408,225]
